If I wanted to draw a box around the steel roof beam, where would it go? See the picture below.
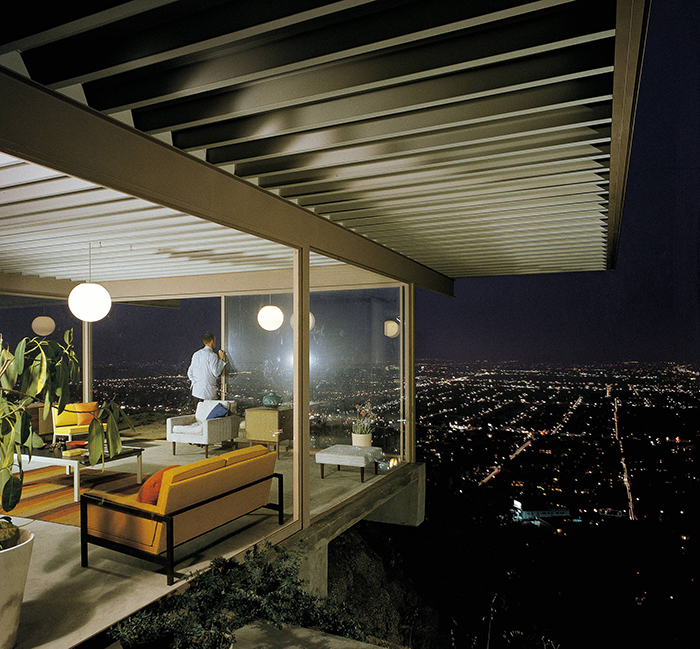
[209,100,612,167]
[20,0,376,87]
[176,42,613,153]
[133,2,614,133]
[78,0,571,111]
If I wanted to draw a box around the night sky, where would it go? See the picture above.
[416,0,700,365]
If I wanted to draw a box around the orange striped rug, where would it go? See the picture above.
[1,465,142,526]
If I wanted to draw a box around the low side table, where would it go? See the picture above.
[315,444,383,483]
[19,446,144,502]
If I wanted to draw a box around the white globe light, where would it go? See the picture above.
[32,316,56,336]
[290,311,316,331]
[257,305,284,331]
[68,282,112,322]
[384,320,400,338]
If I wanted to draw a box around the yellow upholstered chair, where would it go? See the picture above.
[51,402,99,442]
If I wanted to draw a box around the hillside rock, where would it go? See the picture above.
[328,522,451,649]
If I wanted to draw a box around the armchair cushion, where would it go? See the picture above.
[55,405,78,427]
[171,423,204,436]
[74,402,99,426]
[195,400,234,422]
[206,402,230,420]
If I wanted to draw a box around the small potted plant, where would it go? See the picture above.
[351,402,373,447]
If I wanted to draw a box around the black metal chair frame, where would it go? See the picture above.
[81,472,284,585]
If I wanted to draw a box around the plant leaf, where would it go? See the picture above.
[19,411,32,446]
[36,347,48,395]
[105,412,122,457]
[54,363,66,410]
[88,418,105,466]
[43,388,52,421]
[13,338,26,375]
[2,474,22,512]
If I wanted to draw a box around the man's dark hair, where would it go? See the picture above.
[202,333,215,345]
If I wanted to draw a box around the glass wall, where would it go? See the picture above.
[308,287,403,455]
[90,297,221,418]
[0,295,83,403]
[303,255,408,515]
[224,293,294,409]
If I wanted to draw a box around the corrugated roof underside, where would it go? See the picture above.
[0,0,641,282]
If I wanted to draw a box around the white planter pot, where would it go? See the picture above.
[352,433,372,447]
[0,529,34,649]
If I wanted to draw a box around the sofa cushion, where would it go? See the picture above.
[137,465,180,504]
[221,445,268,466]
[74,402,99,426]
[170,457,227,484]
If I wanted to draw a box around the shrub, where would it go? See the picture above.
[109,540,368,647]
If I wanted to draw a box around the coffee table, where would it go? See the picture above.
[315,444,383,483]
[19,446,144,502]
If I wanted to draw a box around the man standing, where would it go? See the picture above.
[187,332,226,407]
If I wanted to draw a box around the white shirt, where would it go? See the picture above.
[187,346,226,400]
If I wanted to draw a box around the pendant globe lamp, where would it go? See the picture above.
[31,316,56,337]
[384,319,400,338]
[290,311,316,331]
[257,304,284,331]
[68,243,112,322]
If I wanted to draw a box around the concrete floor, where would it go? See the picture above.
[13,435,389,649]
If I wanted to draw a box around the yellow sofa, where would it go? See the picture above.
[52,402,99,442]
[80,445,283,584]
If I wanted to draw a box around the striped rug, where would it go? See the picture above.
[1,465,143,526]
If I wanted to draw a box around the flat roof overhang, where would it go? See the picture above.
[0,68,453,299]
[0,1,650,297]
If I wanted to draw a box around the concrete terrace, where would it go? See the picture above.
[14,426,424,649]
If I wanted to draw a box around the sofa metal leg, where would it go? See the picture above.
[166,517,175,586]
[276,472,284,525]
[172,442,176,455]
[80,497,88,568]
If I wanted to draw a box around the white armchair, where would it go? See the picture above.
[166,400,243,458]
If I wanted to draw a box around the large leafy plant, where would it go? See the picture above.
[0,330,130,511]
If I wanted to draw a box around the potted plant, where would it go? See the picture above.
[351,402,373,447]
[0,516,34,649]
[0,330,134,648]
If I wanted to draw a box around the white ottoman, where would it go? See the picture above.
[315,444,383,483]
